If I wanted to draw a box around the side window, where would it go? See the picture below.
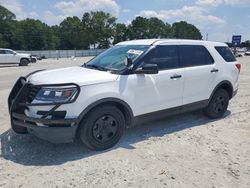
[0,50,5,54]
[180,45,214,67]
[215,46,236,62]
[142,45,179,70]
[4,50,14,54]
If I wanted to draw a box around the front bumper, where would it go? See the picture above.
[8,77,80,143]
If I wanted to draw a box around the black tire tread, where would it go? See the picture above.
[19,59,29,66]
[79,105,125,151]
[203,88,229,119]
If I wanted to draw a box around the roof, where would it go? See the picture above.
[0,48,12,50]
[117,39,227,47]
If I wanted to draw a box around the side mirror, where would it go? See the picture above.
[125,56,133,67]
[13,52,17,55]
[134,64,159,74]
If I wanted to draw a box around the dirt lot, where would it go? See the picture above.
[0,57,250,188]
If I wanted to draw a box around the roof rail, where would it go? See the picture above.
[150,39,165,45]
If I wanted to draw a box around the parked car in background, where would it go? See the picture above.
[0,48,31,66]
[234,52,243,58]
[245,50,250,56]
[8,39,240,150]
[31,55,37,63]
[31,55,43,60]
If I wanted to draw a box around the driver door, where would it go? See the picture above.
[124,45,184,116]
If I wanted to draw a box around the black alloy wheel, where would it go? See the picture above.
[80,105,125,151]
[203,89,229,119]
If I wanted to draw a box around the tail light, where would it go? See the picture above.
[235,64,241,73]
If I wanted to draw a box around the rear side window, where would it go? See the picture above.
[0,50,5,54]
[215,46,236,62]
[143,45,179,70]
[179,45,214,67]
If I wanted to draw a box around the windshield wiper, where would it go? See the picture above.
[84,64,107,71]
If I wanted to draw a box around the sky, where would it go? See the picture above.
[0,0,250,42]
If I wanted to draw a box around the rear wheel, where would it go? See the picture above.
[19,59,29,66]
[79,105,125,151]
[203,89,229,119]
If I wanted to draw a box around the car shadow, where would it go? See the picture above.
[0,65,19,68]
[0,110,231,166]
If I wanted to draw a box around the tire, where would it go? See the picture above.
[79,105,125,151]
[203,89,229,119]
[31,58,37,63]
[11,120,28,134]
[19,59,29,66]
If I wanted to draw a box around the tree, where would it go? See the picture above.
[113,23,128,44]
[0,5,16,21]
[0,5,16,48]
[59,16,83,49]
[147,17,172,38]
[127,16,149,39]
[172,21,202,40]
[0,5,205,50]
[127,16,173,40]
[17,19,51,50]
[82,11,116,49]
[241,40,250,48]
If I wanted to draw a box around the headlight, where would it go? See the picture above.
[34,86,79,104]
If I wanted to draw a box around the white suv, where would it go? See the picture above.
[0,48,31,66]
[8,39,240,150]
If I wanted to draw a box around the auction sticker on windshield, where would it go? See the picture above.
[127,49,144,56]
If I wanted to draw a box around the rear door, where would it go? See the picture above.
[179,45,218,105]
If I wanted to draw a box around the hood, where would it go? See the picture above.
[28,66,119,86]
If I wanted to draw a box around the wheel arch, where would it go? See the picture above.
[210,80,234,101]
[20,57,30,62]
[78,98,134,127]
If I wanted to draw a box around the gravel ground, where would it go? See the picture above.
[0,57,250,188]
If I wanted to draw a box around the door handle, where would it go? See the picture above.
[170,74,182,79]
[211,69,219,73]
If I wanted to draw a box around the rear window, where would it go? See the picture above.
[215,46,236,62]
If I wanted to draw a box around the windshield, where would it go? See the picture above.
[84,45,150,71]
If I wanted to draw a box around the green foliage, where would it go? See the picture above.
[127,17,173,40]
[0,5,16,48]
[0,5,205,50]
[113,23,128,44]
[82,11,116,49]
[172,21,202,40]
[241,40,250,48]
[0,5,16,21]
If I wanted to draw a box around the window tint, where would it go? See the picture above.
[215,46,236,62]
[0,50,5,54]
[180,45,214,67]
[4,50,14,54]
[143,45,179,70]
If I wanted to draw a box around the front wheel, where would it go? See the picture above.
[79,105,125,151]
[203,89,229,119]
[19,59,29,66]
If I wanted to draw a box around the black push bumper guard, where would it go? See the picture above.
[8,76,81,143]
